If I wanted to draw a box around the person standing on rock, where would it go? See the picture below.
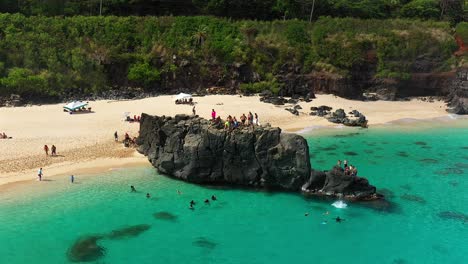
[254,113,260,126]
[211,109,216,120]
[44,145,49,156]
[240,114,246,125]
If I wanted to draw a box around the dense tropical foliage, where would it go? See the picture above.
[0,14,464,99]
[0,1,465,23]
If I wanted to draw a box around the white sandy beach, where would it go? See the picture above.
[0,94,456,187]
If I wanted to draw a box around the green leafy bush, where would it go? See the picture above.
[128,62,160,86]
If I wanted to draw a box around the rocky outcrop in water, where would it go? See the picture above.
[137,114,380,200]
[302,166,378,200]
[446,67,468,115]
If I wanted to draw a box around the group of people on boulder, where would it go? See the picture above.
[43,144,57,156]
[337,159,358,176]
[210,109,260,131]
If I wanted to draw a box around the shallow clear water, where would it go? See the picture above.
[1,124,467,264]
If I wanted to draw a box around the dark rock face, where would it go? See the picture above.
[446,67,468,115]
[310,105,332,117]
[285,108,299,115]
[138,114,379,200]
[137,114,310,190]
[302,166,377,199]
[327,109,368,127]
[259,95,288,105]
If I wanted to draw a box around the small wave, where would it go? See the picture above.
[332,200,348,209]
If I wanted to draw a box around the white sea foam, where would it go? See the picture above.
[332,200,348,209]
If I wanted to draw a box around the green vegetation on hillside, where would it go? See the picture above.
[0,14,462,99]
[0,0,465,23]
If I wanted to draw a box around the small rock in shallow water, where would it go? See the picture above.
[435,168,464,175]
[193,237,217,249]
[418,158,439,164]
[107,224,151,240]
[449,181,458,187]
[399,184,412,191]
[437,211,468,223]
[397,151,409,157]
[400,194,426,204]
[454,163,468,169]
[67,235,105,262]
[414,141,427,146]
[392,258,407,264]
[153,212,178,221]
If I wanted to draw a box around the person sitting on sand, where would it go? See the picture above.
[131,186,136,192]
[211,195,217,201]
[51,145,57,156]
[44,145,49,156]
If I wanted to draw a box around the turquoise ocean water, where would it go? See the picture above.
[1,121,467,264]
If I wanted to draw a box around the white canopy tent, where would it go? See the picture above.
[122,112,131,121]
[174,93,192,101]
[63,101,88,112]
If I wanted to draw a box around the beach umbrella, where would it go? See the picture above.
[174,93,192,101]
[63,101,88,111]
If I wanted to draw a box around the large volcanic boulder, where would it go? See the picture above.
[446,67,468,115]
[138,114,379,200]
[137,114,310,191]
